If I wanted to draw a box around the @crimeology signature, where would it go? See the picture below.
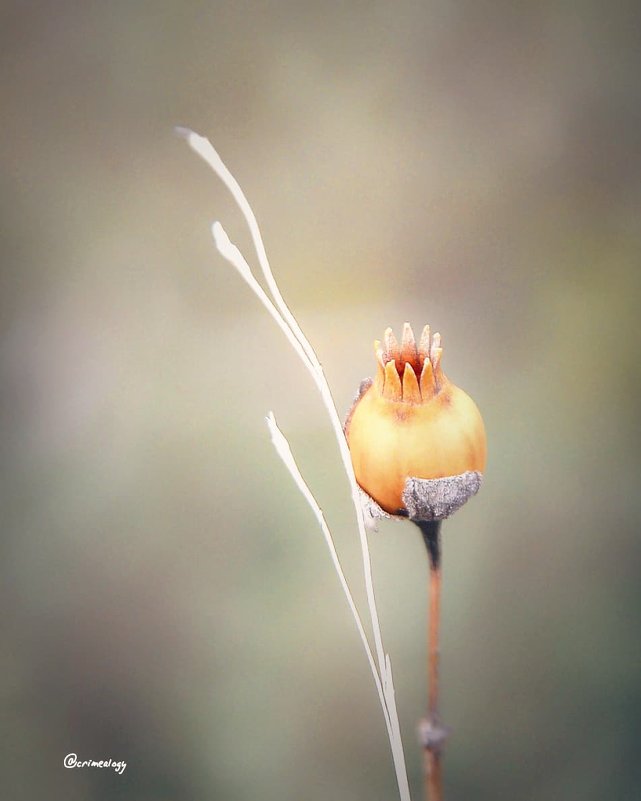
[64,753,127,775]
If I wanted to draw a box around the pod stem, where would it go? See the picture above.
[416,520,448,801]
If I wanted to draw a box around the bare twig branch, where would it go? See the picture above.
[181,128,411,801]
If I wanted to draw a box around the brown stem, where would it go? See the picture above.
[425,750,443,801]
[416,520,447,801]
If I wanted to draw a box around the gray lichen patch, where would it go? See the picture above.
[402,471,482,521]
[358,471,483,528]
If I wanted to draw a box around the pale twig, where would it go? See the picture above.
[181,128,410,801]
[266,412,392,740]
[211,223,314,374]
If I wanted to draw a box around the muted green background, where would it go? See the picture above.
[2,2,640,799]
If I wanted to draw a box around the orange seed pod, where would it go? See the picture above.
[345,323,487,521]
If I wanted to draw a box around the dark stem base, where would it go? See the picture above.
[416,519,442,570]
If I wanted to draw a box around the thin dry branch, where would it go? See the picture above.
[181,128,411,801]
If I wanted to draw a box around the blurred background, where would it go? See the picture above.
[1,1,640,799]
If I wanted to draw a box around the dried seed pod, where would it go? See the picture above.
[345,323,487,521]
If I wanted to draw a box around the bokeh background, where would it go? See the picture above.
[2,2,640,799]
